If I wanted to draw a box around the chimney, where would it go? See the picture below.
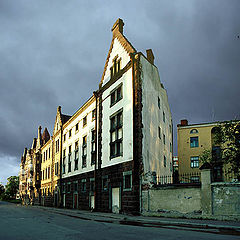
[38,126,42,140]
[112,18,124,35]
[180,119,188,126]
[146,49,155,65]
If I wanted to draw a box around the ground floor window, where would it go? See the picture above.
[190,156,199,168]
[123,171,132,191]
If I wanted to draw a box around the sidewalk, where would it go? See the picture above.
[29,205,240,235]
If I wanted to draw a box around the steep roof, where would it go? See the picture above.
[61,114,72,125]
[42,127,50,144]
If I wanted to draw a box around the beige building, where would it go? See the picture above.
[177,119,234,182]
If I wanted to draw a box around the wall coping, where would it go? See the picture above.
[211,182,240,187]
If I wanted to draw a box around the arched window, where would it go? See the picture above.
[190,129,198,134]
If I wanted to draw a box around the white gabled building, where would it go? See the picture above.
[20,19,172,214]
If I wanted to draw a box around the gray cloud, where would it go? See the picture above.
[0,0,239,181]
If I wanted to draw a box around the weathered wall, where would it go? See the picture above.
[212,182,240,216]
[140,55,173,178]
[142,186,201,214]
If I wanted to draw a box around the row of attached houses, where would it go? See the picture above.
[19,19,173,214]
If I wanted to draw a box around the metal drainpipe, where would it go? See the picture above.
[93,91,98,211]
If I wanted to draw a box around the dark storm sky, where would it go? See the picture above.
[0,0,239,184]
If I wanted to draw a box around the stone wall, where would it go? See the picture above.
[142,186,201,214]
[212,182,240,216]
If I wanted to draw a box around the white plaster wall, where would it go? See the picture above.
[62,99,96,179]
[102,38,130,86]
[140,56,173,178]
[101,68,133,168]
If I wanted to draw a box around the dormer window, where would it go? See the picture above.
[110,56,121,79]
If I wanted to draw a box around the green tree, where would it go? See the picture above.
[0,183,5,199]
[199,149,212,164]
[214,121,240,180]
[5,176,19,199]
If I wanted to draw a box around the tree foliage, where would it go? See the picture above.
[0,184,5,196]
[214,121,240,179]
[199,149,212,164]
[5,176,19,199]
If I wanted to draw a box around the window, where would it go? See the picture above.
[67,182,71,193]
[110,57,121,78]
[91,130,96,165]
[163,134,166,145]
[69,129,72,138]
[75,123,79,132]
[164,156,166,167]
[82,135,87,168]
[48,148,51,159]
[110,85,122,106]
[83,116,87,127]
[163,111,165,122]
[68,145,72,172]
[102,176,108,191]
[190,176,200,183]
[63,149,66,174]
[110,111,123,158]
[63,134,66,142]
[92,109,96,121]
[170,142,172,152]
[74,141,79,170]
[169,124,172,134]
[48,166,50,179]
[123,171,132,191]
[73,181,78,192]
[190,137,199,148]
[190,156,199,168]
[158,97,160,109]
[81,179,86,192]
[190,129,198,134]
[55,139,60,153]
[55,162,59,176]
[158,127,161,139]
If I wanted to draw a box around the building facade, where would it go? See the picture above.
[177,119,238,182]
[19,19,173,214]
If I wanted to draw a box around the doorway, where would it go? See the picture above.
[112,187,120,213]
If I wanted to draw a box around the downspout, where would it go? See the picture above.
[131,52,141,214]
[93,91,98,211]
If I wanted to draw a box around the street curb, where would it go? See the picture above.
[28,205,240,235]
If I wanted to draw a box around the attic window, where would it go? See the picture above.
[190,129,198,134]
[110,57,121,79]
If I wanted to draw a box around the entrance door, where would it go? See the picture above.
[112,187,120,213]
[90,195,95,210]
[73,194,78,209]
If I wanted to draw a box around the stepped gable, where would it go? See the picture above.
[100,18,137,87]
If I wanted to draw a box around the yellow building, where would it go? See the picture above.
[177,119,223,182]
[40,131,52,206]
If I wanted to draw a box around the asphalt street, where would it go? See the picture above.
[0,201,239,240]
